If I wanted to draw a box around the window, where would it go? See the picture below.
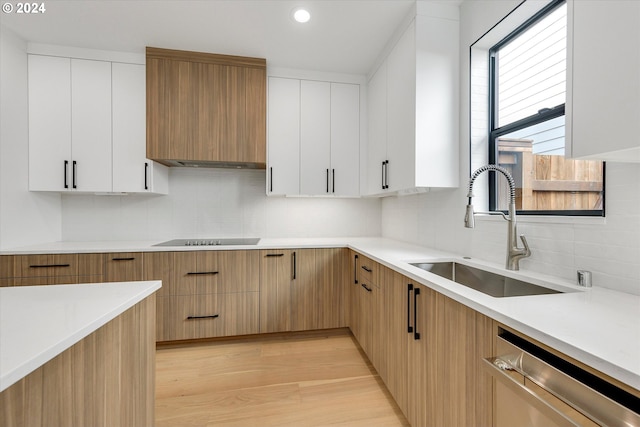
[474,0,604,216]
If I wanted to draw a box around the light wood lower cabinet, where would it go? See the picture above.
[0,254,104,286]
[156,292,259,341]
[0,294,155,427]
[261,248,348,334]
[144,250,261,342]
[350,252,494,427]
[104,252,143,282]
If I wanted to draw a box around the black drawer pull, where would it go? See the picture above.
[187,271,219,276]
[361,283,372,292]
[112,257,135,261]
[407,283,414,334]
[354,254,359,284]
[413,287,421,340]
[361,265,372,273]
[265,253,284,257]
[186,314,219,320]
[30,264,71,269]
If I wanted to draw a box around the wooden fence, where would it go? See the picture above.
[497,138,603,211]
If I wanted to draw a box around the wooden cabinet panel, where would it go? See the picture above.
[14,254,79,277]
[77,254,104,277]
[157,292,259,341]
[436,294,494,427]
[358,254,378,286]
[0,256,14,278]
[104,252,143,282]
[407,284,438,427]
[290,249,317,331]
[0,295,155,427]
[381,267,410,416]
[146,48,266,166]
[317,248,348,329]
[259,249,293,333]
[143,251,175,297]
[218,250,260,293]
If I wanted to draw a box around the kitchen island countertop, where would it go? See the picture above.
[2,237,639,391]
[0,280,161,392]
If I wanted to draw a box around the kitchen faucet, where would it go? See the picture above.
[464,165,531,270]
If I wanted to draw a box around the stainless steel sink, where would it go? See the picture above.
[409,262,569,297]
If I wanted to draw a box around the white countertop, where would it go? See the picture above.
[0,280,161,392]
[2,237,639,391]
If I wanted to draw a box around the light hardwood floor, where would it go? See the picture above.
[155,330,410,427]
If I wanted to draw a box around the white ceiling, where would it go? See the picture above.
[1,0,422,75]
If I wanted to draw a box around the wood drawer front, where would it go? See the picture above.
[168,251,260,296]
[104,252,143,282]
[157,292,259,341]
[0,256,14,278]
[14,254,79,277]
[358,255,378,286]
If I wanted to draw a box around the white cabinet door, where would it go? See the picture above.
[112,62,146,193]
[300,80,331,195]
[28,55,72,191]
[366,61,388,195]
[386,20,416,193]
[268,77,300,195]
[330,83,360,197]
[70,59,112,192]
[112,62,168,194]
[567,0,640,162]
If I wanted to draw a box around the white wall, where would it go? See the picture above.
[381,0,640,296]
[0,27,61,250]
[62,168,381,241]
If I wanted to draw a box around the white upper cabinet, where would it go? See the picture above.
[566,0,640,162]
[364,9,459,196]
[300,80,331,195]
[28,55,71,192]
[70,59,113,192]
[268,76,361,197]
[28,52,168,193]
[112,63,168,194]
[330,83,360,197]
[267,77,301,196]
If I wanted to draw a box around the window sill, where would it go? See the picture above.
[474,214,606,226]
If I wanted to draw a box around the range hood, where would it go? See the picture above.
[160,160,266,169]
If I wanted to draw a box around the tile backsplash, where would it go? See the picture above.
[381,162,640,296]
[62,168,381,242]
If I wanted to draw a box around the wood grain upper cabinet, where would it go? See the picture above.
[146,47,266,167]
[566,0,640,162]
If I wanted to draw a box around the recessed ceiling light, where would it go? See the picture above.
[292,8,311,23]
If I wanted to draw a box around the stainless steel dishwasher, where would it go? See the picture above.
[484,330,640,427]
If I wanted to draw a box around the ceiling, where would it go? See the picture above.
[1,0,422,75]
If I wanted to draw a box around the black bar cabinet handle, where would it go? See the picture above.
[30,264,71,269]
[112,257,135,261]
[269,167,273,192]
[361,283,372,292]
[187,271,219,276]
[332,169,335,193]
[381,161,385,190]
[292,251,297,279]
[354,254,359,284]
[361,265,372,273]
[384,160,389,189]
[64,160,69,189]
[72,160,77,189]
[186,314,219,320]
[407,283,414,333]
[265,253,284,257]
[326,169,329,193]
[413,287,421,340]
[144,162,149,190]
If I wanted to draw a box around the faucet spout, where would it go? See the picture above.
[465,165,532,270]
